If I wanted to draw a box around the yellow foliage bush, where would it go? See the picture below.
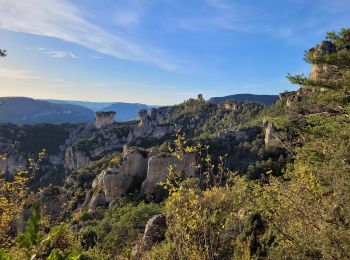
[153,186,243,259]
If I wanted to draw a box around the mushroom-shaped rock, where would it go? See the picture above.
[95,111,116,129]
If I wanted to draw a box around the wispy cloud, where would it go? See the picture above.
[36,47,78,59]
[112,0,149,28]
[0,0,178,71]
[176,0,350,42]
[46,51,78,59]
[176,1,253,33]
[0,66,42,80]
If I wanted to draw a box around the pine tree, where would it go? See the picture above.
[287,28,350,90]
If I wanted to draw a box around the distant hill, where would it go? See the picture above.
[47,99,156,122]
[209,94,278,106]
[0,97,94,125]
[46,100,114,112]
[0,95,278,125]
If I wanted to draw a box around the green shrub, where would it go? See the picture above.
[79,202,162,257]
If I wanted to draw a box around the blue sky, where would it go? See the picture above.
[0,0,349,105]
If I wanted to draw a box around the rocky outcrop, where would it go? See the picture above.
[222,100,264,112]
[309,41,337,81]
[138,107,172,126]
[278,91,299,107]
[223,101,239,111]
[131,214,167,258]
[83,150,148,210]
[138,109,150,125]
[263,118,278,147]
[95,111,116,129]
[141,154,196,201]
[64,124,129,170]
[0,123,92,175]
[128,124,174,144]
[64,146,91,171]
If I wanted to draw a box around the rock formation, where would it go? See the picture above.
[64,125,129,170]
[138,107,171,126]
[278,91,299,107]
[223,100,239,111]
[95,111,116,129]
[309,41,337,81]
[138,109,150,125]
[83,150,148,209]
[64,147,91,171]
[263,118,277,147]
[141,153,196,201]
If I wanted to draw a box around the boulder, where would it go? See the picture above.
[143,214,167,250]
[131,214,167,258]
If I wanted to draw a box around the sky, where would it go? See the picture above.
[0,0,349,105]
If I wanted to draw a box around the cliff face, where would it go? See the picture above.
[64,147,91,171]
[141,153,197,202]
[83,150,148,209]
[0,123,87,176]
[81,149,197,209]
[64,124,130,170]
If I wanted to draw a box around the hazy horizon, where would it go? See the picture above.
[0,0,349,105]
[0,93,279,107]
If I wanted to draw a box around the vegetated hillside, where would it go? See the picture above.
[0,97,94,124]
[1,29,350,260]
[209,93,279,106]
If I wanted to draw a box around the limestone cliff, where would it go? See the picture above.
[83,150,148,209]
[141,153,196,202]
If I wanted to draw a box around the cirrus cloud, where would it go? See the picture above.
[0,0,179,71]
